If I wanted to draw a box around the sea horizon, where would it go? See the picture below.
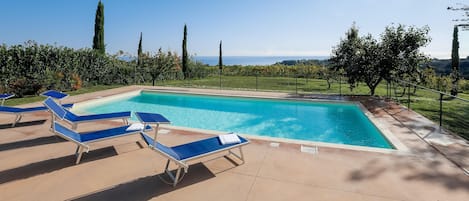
[194,56,329,66]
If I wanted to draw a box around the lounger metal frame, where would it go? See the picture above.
[142,132,249,186]
[52,122,150,164]
[11,111,27,127]
[1,104,73,127]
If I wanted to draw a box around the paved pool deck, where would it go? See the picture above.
[0,85,468,201]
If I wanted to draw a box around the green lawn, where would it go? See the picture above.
[159,75,390,95]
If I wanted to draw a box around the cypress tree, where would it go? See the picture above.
[92,0,105,54]
[182,24,188,79]
[218,40,223,72]
[450,25,460,96]
[137,32,143,67]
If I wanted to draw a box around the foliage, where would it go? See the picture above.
[92,0,105,54]
[186,59,211,79]
[276,59,328,66]
[330,23,361,91]
[330,23,431,95]
[0,41,134,97]
[450,26,460,96]
[142,48,180,86]
[182,24,188,79]
[71,73,82,90]
[358,35,384,95]
[428,58,469,78]
[380,24,431,81]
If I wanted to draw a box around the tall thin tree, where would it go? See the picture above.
[136,32,143,84]
[450,25,460,96]
[137,32,143,67]
[218,40,223,72]
[182,24,188,79]
[92,0,105,54]
[218,40,223,88]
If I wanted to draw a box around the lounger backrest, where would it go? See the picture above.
[44,97,67,120]
[53,122,82,143]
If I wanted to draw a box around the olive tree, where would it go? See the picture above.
[380,24,431,82]
[146,48,178,86]
[331,23,431,95]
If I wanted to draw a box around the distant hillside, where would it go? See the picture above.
[429,58,469,78]
[275,59,329,66]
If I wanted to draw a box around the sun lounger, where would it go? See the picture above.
[52,121,151,164]
[0,103,74,127]
[140,132,249,186]
[43,97,131,129]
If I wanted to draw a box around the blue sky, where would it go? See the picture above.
[1,0,467,58]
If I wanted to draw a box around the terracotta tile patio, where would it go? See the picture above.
[0,86,468,201]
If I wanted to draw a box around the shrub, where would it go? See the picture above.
[71,73,82,90]
[8,78,42,97]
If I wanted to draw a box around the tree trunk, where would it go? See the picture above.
[152,78,155,86]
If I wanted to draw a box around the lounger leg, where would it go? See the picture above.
[75,146,84,164]
[164,159,171,171]
[75,145,80,156]
[229,147,245,164]
[239,147,245,162]
[12,114,22,127]
[164,160,176,182]
[50,114,56,129]
[123,118,128,125]
[173,167,182,187]
[162,160,185,187]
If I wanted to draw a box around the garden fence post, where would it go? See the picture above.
[295,75,298,94]
[255,73,258,91]
[407,82,411,110]
[339,75,342,96]
[386,80,389,99]
[439,93,443,128]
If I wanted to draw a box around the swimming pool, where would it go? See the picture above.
[75,91,393,149]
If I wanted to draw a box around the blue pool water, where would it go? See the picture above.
[79,91,393,149]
